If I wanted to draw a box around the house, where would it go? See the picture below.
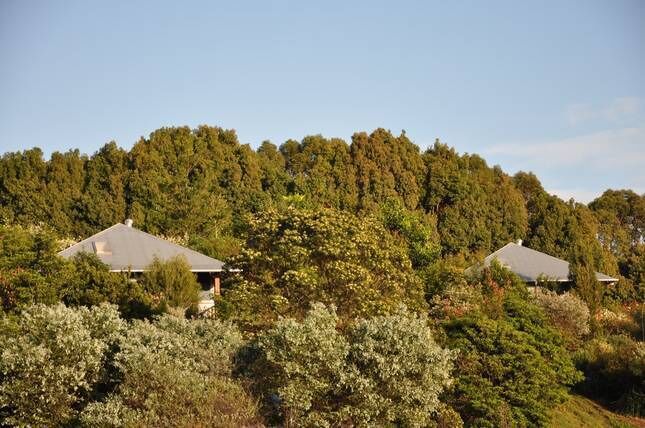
[58,219,225,311]
[467,240,618,285]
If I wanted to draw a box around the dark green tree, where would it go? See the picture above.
[423,142,527,257]
[76,142,129,236]
[351,129,425,211]
[44,150,86,237]
[281,135,358,210]
[0,149,49,226]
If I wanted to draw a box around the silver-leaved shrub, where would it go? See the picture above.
[79,313,260,427]
[0,303,125,426]
[252,303,454,427]
[531,288,590,344]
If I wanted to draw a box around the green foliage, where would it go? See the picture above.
[140,255,200,313]
[79,366,260,427]
[380,197,441,269]
[76,142,129,236]
[221,205,426,330]
[250,303,454,427]
[589,189,644,256]
[0,148,49,227]
[257,140,290,199]
[438,267,582,427]
[0,302,258,426]
[424,142,528,257]
[569,239,605,330]
[0,224,71,311]
[282,135,359,210]
[252,303,349,426]
[44,150,86,237]
[615,244,645,302]
[62,252,151,316]
[345,307,455,427]
[351,129,425,211]
[0,303,125,426]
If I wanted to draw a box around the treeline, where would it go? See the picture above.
[1,125,642,291]
[1,125,644,426]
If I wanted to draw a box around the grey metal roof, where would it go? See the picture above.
[471,242,618,283]
[58,223,225,272]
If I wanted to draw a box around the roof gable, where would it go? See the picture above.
[474,242,617,283]
[58,223,224,272]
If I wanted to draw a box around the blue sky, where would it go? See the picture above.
[1,0,643,202]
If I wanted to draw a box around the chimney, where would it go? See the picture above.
[516,239,523,246]
[125,219,133,227]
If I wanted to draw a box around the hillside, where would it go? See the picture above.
[549,395,645,428]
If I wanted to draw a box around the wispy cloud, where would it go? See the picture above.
[484,126,645,203]
[565,97,641,126]
[545,188,607,204]
[486,126,645,168]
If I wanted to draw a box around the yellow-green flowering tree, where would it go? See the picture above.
[221,206,427,331]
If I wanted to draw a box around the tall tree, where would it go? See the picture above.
[127,126,237,237]
[43,150,86,236]
[282,135,358,210]
[77,142,129,236]
[0,149,48,226]
[423,142,527,258]
[351,129,425,211]
[257,141,290,200]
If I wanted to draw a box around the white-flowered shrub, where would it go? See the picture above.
[531,288,590,343]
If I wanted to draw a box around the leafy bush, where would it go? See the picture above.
[531,288,590,346]
[0,303,125,426]
[438,266,582,427]
[118,314,243,377]
[249,303,453,427]
[141,255,200,313]
[345,308,454,426]
[63,252,155,319]
[0,224,71,311]
[80,313,259,426]
[80,355,260,427]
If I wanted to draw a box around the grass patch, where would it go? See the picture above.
[548,395,645,428]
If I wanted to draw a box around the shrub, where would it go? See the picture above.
[80,313,259,427]
[531,288,590,345]
[250,303,454,427]
[0,303,125,426]
[252,303,349,426]
[345,308,454,426]
[63,252,155,319]
[444,313,580,427]
[141,255,200,313]
[118,314,243,377]
[80,357,260,427]
[0,224,72,311]
[438,275,582,427]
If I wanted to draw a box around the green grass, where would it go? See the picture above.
[548,395,645,428]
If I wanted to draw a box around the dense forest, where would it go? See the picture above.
[0,125,643,427]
